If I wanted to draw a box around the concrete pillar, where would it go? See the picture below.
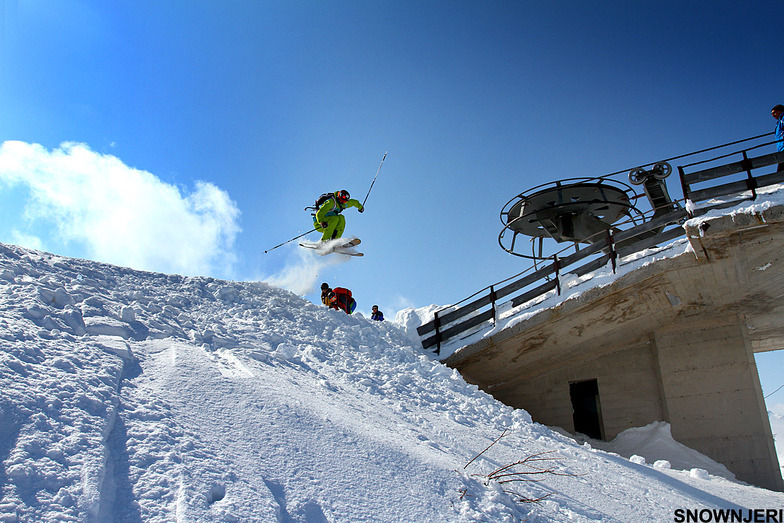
[653,314,783,491]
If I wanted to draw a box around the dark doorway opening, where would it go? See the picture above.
[570,379,605,440]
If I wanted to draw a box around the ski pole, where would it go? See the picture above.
[361,151,387,208]
[264,228,318,253]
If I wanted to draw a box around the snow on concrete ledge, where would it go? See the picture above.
[437,183,784,362]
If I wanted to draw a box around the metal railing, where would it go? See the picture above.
[418,133,783,355]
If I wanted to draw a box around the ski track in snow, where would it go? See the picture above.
[0,242,783,522]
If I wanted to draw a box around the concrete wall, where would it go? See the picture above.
[494,337,665,440]
[446,204,784,491]
[489,311,781,490]
[654,313,781,492]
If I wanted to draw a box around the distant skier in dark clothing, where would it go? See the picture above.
[320,283,332,306]
[371,305,384,321]
[773,104,784,171]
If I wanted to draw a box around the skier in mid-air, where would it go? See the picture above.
[313,190,364,242]
[263,154,385,255]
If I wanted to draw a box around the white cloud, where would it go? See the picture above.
[10,230,44,252]
[391,293,416,311]
[0,140,241,276]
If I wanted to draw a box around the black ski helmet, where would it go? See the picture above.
[321,282,330,290]
[336,190,350,203]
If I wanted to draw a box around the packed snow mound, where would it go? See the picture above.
[1,242,783,522]
[583,422,735,480]
[392,304,441,341]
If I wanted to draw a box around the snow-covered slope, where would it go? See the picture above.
[1,243,782,522]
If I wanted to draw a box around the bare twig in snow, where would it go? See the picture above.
[463,428,509,469]
[461,431,580,505]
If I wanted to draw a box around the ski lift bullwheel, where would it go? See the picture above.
[499,177,642,260]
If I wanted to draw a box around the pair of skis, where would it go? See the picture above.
[299,237,363,257]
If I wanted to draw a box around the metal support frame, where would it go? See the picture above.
[489,285,497,324]
[606,230,617,273]
[433,311,441,355]
[741,151,758,200]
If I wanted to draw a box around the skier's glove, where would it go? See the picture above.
[320,222,328,228]
[359,207,364,213]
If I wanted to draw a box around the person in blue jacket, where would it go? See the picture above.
[370,305,384,321]
[772,104,784,171]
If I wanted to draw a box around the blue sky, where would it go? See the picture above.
[2,1,784,404]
